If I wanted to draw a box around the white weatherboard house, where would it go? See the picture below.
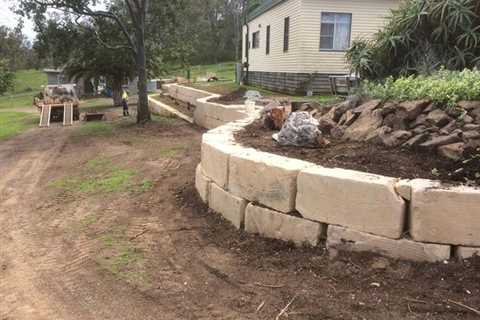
[242,0,400,94]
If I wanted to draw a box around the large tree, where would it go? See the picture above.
[18,0,152,124]
[0,60,14,95]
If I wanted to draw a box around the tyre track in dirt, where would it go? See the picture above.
[0,127,178,320]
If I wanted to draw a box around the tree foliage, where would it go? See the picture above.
[346,0,480,79]
[0,23,39,71]
[0,60,15,95]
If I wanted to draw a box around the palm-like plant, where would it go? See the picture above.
[347,0,480,79]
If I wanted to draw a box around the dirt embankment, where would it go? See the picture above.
[0,115,479,320]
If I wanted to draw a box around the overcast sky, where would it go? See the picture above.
[0,0,36,40]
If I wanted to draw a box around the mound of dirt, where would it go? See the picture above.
[208,87,248,105]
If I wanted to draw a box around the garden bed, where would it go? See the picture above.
[235,119,476,185]
[153,94,195,118]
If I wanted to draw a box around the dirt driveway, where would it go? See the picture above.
[0,115,479,320]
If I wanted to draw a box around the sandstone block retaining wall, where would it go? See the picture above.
[161,86,480,263]
[163,84,249,129]
[194,116,480,263]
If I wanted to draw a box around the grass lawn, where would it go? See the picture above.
[0,69,47,110]
[0,112,38,140]
[170,62,236,82]
[190,81,339,104]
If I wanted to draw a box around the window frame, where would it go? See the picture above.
[252,31,260,49]
[283,17,290,52]
[319,12,352,52]
[266,25,271,55]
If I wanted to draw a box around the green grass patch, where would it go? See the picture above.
[0,112,38,140]
[171,62,236,82]
[73,121,116,138]
[8,69,47,95]
[98,229,147,284]
[80,97,115,113]
[0,69,47,110]
[158,145,188,158]
[49,157,153,195]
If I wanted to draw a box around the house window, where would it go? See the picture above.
[283,17,290,52]
[320,12,352,51]
[266,25,271,55]
[252,31,260,49]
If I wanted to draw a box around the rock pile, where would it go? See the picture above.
[313,97,480,161]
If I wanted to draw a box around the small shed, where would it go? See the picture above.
[44,68,86,97]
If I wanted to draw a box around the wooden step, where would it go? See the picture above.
[63,103,73,126]
[39,106,51,127]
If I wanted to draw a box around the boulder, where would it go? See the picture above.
[463,131,480,140]
[366,126,392,145]
[245,204,324,246]
[458,100,480,111]
[439,120,459,135]
[410,179,480,246]
[402,133,429,149]
[418,132,462,150]
[334,95,361,119]
[426,109,451,127]
[330,126,345,140]
[277,112,322,147]
[317,118,336,135]
[338,110,358,126]
[343,109,384,141]
[379,102,398,116]
[469,107,480,122]
[209,183,247,229]
[381,130,413,148]
[352,99,382,114]
[383,112,407,131]
[327,226,451,263]
[296,166,406,239]
[397,100,430,120]
[438,142,465,161]
[462,114,474,124]
[228,149,312,213]
[464,124,480,131]
[410,114,428,128]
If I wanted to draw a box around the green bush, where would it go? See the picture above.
[346,0,480,78]
[361,68,480,107]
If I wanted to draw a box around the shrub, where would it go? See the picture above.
[360,68,480,107]
[346,0,480,78]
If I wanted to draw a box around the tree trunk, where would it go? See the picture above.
[135,27,151,124]
[112,77,123,107]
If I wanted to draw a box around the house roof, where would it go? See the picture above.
[248,0,287,22]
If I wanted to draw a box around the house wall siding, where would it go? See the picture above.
[243,0,303,73]
[301,0,399,74]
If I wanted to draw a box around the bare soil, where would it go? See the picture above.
[1,113,480,320]
[208,87,248,105]
[235,119,475,184]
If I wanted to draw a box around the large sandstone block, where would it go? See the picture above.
[201,135,245,188]
[228,150,312,213]
[195,164,211,203]
[328,226,451,263]
[410,179,480,246]
[296,167,406,239]
[245,204,324,246]
[209,183,247,229]
[456,247,480,260]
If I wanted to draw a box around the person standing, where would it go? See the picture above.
[122,89,129,116]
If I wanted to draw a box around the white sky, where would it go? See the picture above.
[0,0,36,40]
[0,0,107,42]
